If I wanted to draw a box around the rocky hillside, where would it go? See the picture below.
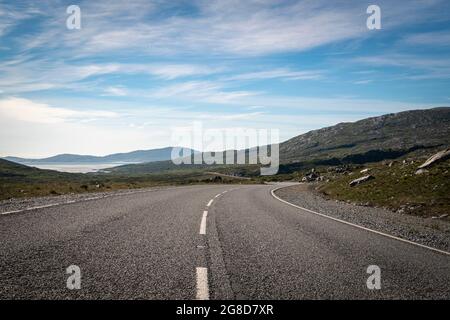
[316,150,450,219]
[280,107,450,163]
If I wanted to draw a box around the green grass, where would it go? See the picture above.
[318,158,450,218]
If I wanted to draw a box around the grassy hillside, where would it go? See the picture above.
[0,159,74,180]
[317,156,450,218]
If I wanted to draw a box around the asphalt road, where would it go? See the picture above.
[0,184,449,299]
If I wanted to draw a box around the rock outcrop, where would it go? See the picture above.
[417,148,450,170]
[349,175,374,187]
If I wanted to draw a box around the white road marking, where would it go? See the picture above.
[270,186,450,256]
[214,194,221,198]
[207,199,213,207]
[199,210,208,235]
[1,203,60,215]
[1,209,23,215]
[195,267,209,300]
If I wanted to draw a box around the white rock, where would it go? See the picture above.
[418,148,450,169]
[349,175,375,187]
[415,169,429,175]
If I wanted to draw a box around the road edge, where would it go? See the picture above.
[270,185,450,257]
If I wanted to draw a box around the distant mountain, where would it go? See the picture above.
[3,147,197,165]
[4,154,100,164]
[107,107,450,175]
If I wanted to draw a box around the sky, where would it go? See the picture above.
[0,0,449,158]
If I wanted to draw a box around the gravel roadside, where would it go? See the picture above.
[274,184,450,253]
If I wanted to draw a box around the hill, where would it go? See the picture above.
[3,147,197,165]
[107,107,450,175]
[0,159,72,179]
[279,107,450,163]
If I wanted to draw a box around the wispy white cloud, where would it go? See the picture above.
[6,1,366,57]
[354,55,450,69]
[10,0,447,58]
[197,111,266,121]
[225,69,324,81]
[352,54,450,80]
[353,80,373,85]
[2,0,448,96]
[0,60,223,94]
[149,81,260,103]
[146,64,224,80]
[80,2,364,56]
[0,2,44,37]
[0,97,118,124]
[103,86,128,97]
[223,94,441,114]
[402,30,450,47]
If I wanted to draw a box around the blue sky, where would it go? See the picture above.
[0,0,450,157]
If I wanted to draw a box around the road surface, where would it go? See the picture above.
[0,184,449,299]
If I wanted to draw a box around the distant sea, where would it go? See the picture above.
[29,163,127,173]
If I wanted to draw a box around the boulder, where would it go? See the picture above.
[417,148,450,169]
[415,169,429,175]
[301,170,322,182]
[349,175,374,187]
[360,168,371,174]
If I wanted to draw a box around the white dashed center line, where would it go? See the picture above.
[195,267,209,300]
[195,190,231,299]
[199,210,208,235]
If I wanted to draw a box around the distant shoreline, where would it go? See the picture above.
[22,163,134,173]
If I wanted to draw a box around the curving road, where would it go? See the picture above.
[0,184,449,299]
